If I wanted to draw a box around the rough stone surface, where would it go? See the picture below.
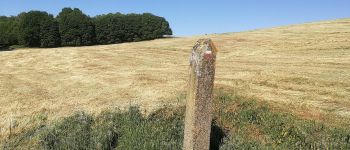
[183,39,217,150]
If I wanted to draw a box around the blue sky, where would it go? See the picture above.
[0,0,349,36]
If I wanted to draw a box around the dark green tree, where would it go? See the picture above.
[0,16,19,48]
[122,14,142,42]
[5,9,172,48]
[94,12,172,44]
[17,11,60,47]
[159,17,172,36]
[18,11,46,47]
[141,13,172,39]
[40,17,61,47]
[57,8,95,46]
[94,13,124,44]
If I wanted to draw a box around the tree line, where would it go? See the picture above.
[0,8,172,49]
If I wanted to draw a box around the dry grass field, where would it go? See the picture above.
[0,18,349,140]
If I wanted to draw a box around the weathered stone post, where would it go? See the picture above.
[183,39,217,150]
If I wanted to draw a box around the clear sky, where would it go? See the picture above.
[0,0,349,36]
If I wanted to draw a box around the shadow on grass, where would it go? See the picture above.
[210,120,226,150]
[0,48,14,51]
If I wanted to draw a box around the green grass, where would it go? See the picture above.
[3,106,184,150]
[214,91,350,149]
[3,90,350,149]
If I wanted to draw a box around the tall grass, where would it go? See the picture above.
[214,91,350,149]
[3,90,350,149]
[3,106,184,149]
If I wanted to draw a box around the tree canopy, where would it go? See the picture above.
[0,8,172,48]
[57,8,96,46]
[94,13,172,44]
[40,16,61,48]
[0,16,19,48]
[17,11,60,47]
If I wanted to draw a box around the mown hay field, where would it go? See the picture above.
[0,18,349,140]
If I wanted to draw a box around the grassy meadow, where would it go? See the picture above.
[1,18,350,148]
